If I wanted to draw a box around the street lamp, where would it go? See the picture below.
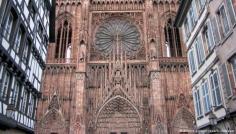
[193,120,198,134]
[222,107,236,125]
[209,111,217,126]
[208,111,218,133]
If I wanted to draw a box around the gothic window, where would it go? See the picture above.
[164,18,182,57]
[55,20,72,59]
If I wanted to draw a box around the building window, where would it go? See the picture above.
[164,18,182,57]
[55,20,72,59]
[22,39,31,64]
[201,80,211,113]
[0,70,10,101]
[210,70,222,106]
[42,35,48,46]
[198,0,206,10]
[195,36,205,66]
[194,88,202,117]
[184,19,190,40]
[211,17,221,45]
[231,0,236,12]
[0,63,3,98]
[27,93,35,117]
[3,12,14,41]
[13,28,23,54]
[28,0,36,21]
[218,4,230,36]
[230,56,236,85]
[187,14,193,33]
[188,49,197,74]
[19,87,28,113]
[221,63,233,97]
[9,79,20,108]
[202,21,215,51]
[226,0,236,25]
[38,22,44,38]
[189,1,198,25]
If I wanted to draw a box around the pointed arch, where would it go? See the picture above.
[164,16,182,57]
[172,107,195,132]
[156,121,166,134]
[55,12,73,59]
[95,95,142,133]
[38,94,66,134]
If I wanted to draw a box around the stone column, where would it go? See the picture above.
[149,60,166,134]
[73,39,87,133]
[75,72,86,134]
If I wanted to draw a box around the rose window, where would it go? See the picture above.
[95,19,141,56]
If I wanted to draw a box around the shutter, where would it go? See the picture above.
[197,36,205,63]
[221,64,232,97]
[188,51,193,74]
[211,17,221,45]
[227,60,236,95]
[226,0,236,25]
[208,21,215,47]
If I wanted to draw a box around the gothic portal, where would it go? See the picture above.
[36,0,195,134]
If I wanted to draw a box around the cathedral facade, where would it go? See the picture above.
[36,0,195,134]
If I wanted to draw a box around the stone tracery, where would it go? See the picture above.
[95,18,141,56]
[95,96,142,133]
[36,1,194,134]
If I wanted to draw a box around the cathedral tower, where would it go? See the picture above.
[36,0,195,134]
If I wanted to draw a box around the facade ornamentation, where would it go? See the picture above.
[150,71,159,80]
[76,73,85,80]
[36,0,194,134]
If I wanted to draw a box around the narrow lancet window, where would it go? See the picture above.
[55,20,72,59]
[164,18,182,57]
